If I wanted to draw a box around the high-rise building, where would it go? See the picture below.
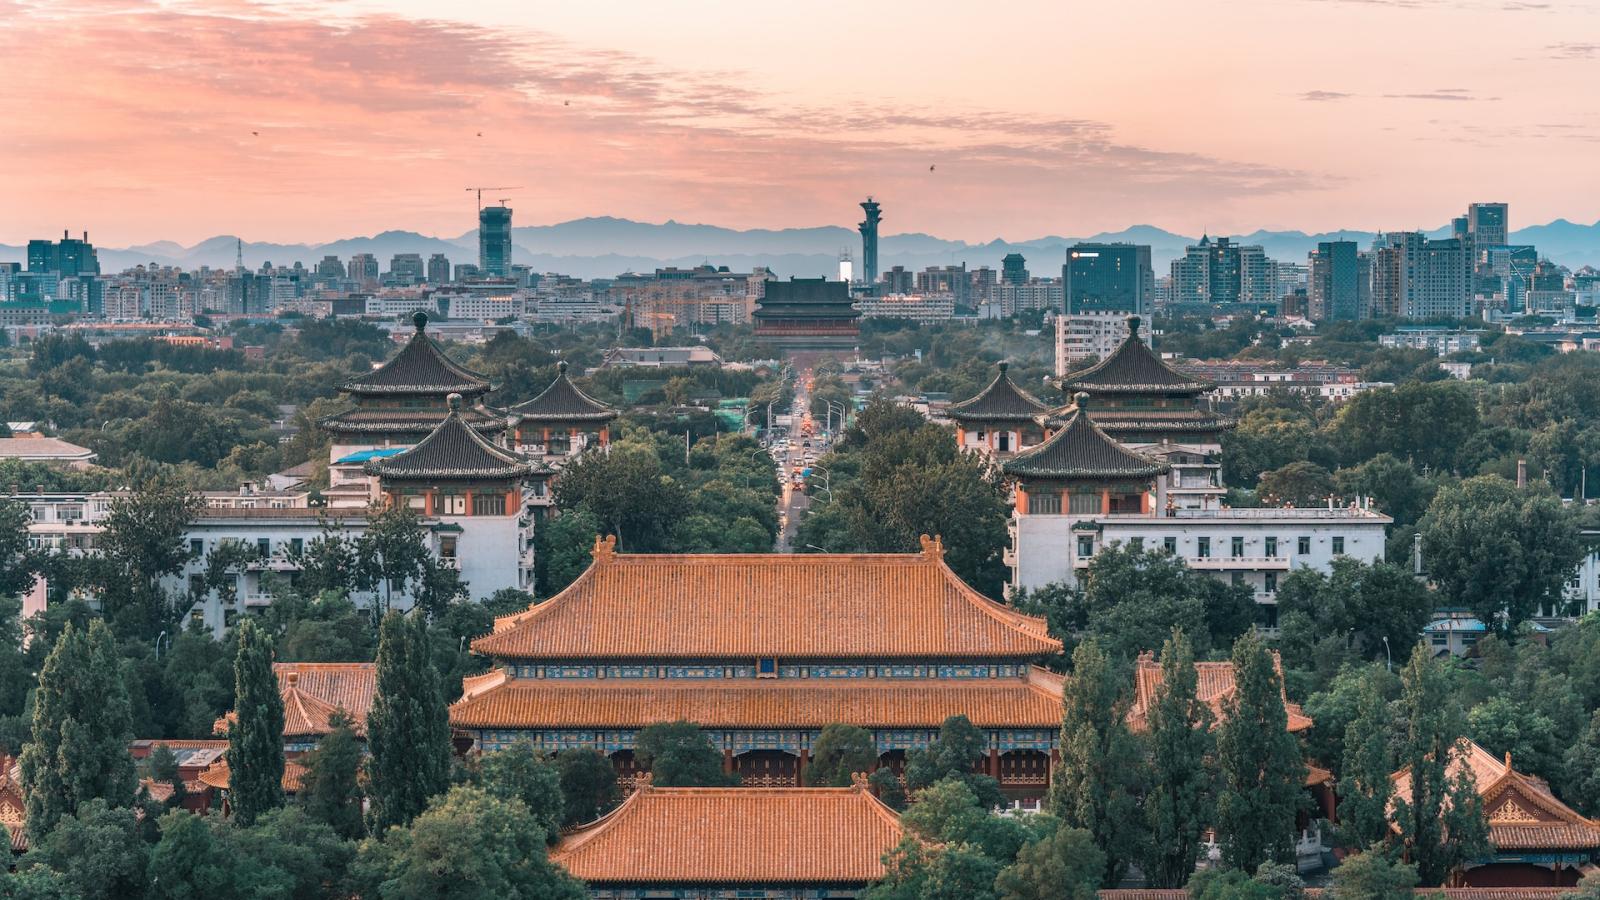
[838,250,854,286]
[1307,240,1360,321]
[427,253,452,284]
[315,255,344,283]
[1001,253,1029,286]
[858,198,882,292]
[347,253,379,285]
[1371,232,1471,319]
[1468,202,1509,249]
[879,265,913,295]
[389,253,425,284]
[1169,237,1277,306]
[479,205,513,278]
[26,231,100,277]
[916,264,970,306]
[1063,243,1151,314]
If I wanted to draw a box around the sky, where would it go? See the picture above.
[2,0,1597,246]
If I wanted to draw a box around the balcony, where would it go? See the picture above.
[1186,555,1292,570]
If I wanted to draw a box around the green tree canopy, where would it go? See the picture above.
[1214,630,1306,871]
[552,748,621,828]
[634,721,737,787]
[226,617,285,826]
[366,612,452,832]
[298,710,365,840]
[1142,630,1216,888]
[805,723,879,787]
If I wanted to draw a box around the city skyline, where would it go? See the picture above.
[3,1,1599,247]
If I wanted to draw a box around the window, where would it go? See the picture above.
[758,658,777,678]
[1029,492,1062,515]
[1231,536,1245,558]
[1265,536,1278,557]
[1297,536,1311,555]
[1431,633,1449,647]
[1197,537,1211,558]
[1231,572,1244,586]
[1264,572,1278,593]
[256,538,270,557]
[438,494,467,515]
[188,574,205,596]
[1069,492,1101,515]
[190,539,204,557]
[289,538,303,556]
[1332,536,1345,555]
[406,494,425,510]
[1163,536,1177,555]
[473,493,507,516]
[1077,536,1095,558]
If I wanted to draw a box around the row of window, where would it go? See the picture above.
[190,537,304,558]
[1074,534,1344,559]
[400,493,509,515]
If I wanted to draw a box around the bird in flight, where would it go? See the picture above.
[477,131,484,137]
[929,164,935,171]
[251,131,259,136]
[564,100,570,106]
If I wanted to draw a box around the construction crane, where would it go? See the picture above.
[465,186,522,210]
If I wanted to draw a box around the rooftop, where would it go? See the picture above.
[507,361,619,424]
[365,397,539,481]
[552,780,902,885]
[1127,653,1312,733]
[945,362,1050,424]
[1060,317,1213,395]
[1002,406,1170,481]
[341,311,492,396]
[0,436,96,463]
[1392,740,1600,851]
[318,404,507,437]
[472,535,1057,661]
[215,663,376,739]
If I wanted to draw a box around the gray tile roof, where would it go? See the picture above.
[342,312,492,396]
[945,363,1049,423]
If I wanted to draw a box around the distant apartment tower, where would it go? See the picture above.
[27,230,100,277]
[880,265,913,295]
[1001,253,1029,286]
[479,205,514,278]
[347,253,379,285]
[314,255,344,284]
[1468,203,1509,249]
[1307,240,1360,321]
[1371,232,1472,319]
[838,250,854,286]
[1169,237,1274,306]
[389,253,425,283]
[427,253,451,284]
[858,198,882,292]
[1063,243,1150,314]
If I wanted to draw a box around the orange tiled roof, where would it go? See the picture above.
[215,663,376,739]
[1391,740,1600,851]
[1127,653,1312,733]
[551,781,903,884]
[451,667,1066,731]
[474,536,1058,661]
[197,758,308,793]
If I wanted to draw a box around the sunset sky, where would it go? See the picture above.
[3,0,1597,246]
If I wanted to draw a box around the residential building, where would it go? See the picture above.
[611,266,761,333]
[1307,240,1360,321]
[998,279,1062,316]
[1468,202,1510,249]
[0,435,96,468]
[450,535,1068,803]
[388,253,425,284]
[600,346,724,368]
[879,265,914,295]
[1379,327,1483,356]
[915,265,971,307]
[26,231,100,278]
[1169,237,1277,306]
[855,292,956,323]
[1063,243,1151,315]
[1371,232,1472,319]
[427,253,451,284]
[347,253,379,287]
[478,205,514,278]
[1055,311,1147,371]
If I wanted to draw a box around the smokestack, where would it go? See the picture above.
[1517,458,1527,489]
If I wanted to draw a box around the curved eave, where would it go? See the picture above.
[340,382,493,396]
[363,463,537,480]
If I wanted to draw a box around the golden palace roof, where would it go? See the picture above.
[551,779,903,885]
[215,663,376,739]
[449,667,1065,731]
[472,535,1058,661]
[1127,652,1312,733]
[1392,740,1600,851]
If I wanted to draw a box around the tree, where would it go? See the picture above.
[226,806,357,900]
[1221,406,1327,489]
[476,744,564,841]
[357,504,431,615]
[0,500,39,599]
[869,766,908,811]
[863,837,1002,900]
[1563,710,1600,817]
[146,809,249,899]
[226,617,285,826]
[147,742,186,808]
[1276,558,1434,677]
[1326,849,1418,900]
[806,723,879,787]
[900,777,1038,864]
[0,867,78,899]
[299,710,365,839]
[20,620,137,839]
[903,715,1004,810]
[1336,667,1397,849]
[1257,461,1337,508]
[553,748,621,828]
[994,824,1105,900]
[634,721,736,787]
[1329,381,1480,472]
[1185,867,1283,900]
[1468,695,1559,781]
[353,786,586,900]
[1391,644,1490,886]
[93,481,201,638]
[1048,640,1144,886]
[1335,453,1434,528]
[1214,630,1306,871]
[367,612,452,832]
[535,508,600,596]
[1419,475,1582,636]
[21,799,149,900]
[554,441,690,552]
[1142,630,1216,888]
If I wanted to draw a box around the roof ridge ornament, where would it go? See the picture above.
[557,359,569,375]
[850,771,872,791]
[413,310,428,333]
[447,392,463,413]
[634,771,653,792]
[919,534,945,560]
[592,534,618,563]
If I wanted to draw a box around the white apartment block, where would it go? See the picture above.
[856,293,956,323]
[1055,312,1147,374]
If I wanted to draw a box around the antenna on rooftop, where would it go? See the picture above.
[236,238,244,273]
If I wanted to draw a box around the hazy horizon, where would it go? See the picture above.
[5,0,1598,246]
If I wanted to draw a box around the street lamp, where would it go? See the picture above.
[804,544,831,554]
[808,466,833,502]
[819,400,848,435]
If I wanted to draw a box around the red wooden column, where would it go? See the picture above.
[987,748,1000,779]
[722,749,735,775]
[796,748,809,787]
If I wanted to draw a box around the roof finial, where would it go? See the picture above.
[557,359,569,375]
[851,771,872,791]
[633,771,653,792]
[413,310,429,332]
[592,533,617,562]
[1504,750,1513,771]
[1127,315,1141,336]
[919,534,945,560]
[998,360,1009,375]
[285,671,299,687]
[447,392,463,413]
[1073,391,1089,407]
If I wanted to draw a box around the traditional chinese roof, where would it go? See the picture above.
[1059,317,1212,395]
[1001,405,1169,481]
[365,396,538,481]
[1391,740,1600,851]
[552,780,902,885]
[472,536,1058,661]
[214,663,376,739]
[945,362,1049,424]
[1127,653,1312,733]
[1046,408,1231,437]
[450,667,1065,731]
[507,361,619,424]
[197,758,308,794]
[0,756,25,852]
[752,279,859,321]
[341,312,492,397]
[319,404,507,438]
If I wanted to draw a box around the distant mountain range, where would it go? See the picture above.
[4,217,1597,281]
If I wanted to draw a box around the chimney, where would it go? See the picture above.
[1517,458,1527,489]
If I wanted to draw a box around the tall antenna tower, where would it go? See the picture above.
[236,238,244,272]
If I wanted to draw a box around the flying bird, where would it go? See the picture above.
[251,131,259,136]
[564,100,570,106]
[477,131,483,137]
[929,164,935,171]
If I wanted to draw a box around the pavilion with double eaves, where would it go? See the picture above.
[1056,316,1230,448]
[320,311,505,454]
[506,360,620,462]
[752,277,861,350]
[1002,401,1171,517]
[945,361,1050,458]
[450,535,1065,801]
